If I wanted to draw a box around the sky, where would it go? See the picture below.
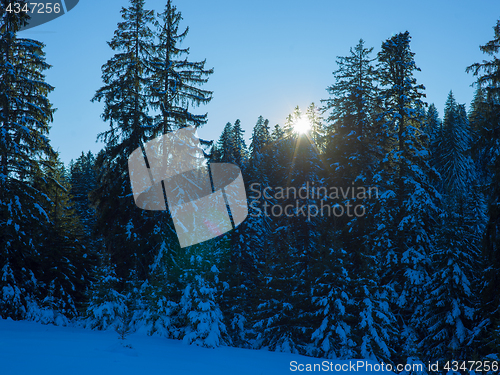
[19,0,500,165]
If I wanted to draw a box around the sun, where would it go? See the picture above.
[293,117,311,134]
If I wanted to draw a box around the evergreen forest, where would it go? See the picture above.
[2,0,500,371]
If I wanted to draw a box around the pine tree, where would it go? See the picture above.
[34,153,90,322]
[283,111,297,139]
[135,0,216,340]
[230,119,247,168]
[180,264,230,348]
[221,116,273,347]
[215,122,234,162]
[423,103,441,168]
[249,116,271,158]
[305,103,325,150]
[85,253,127,331]
[70,151,97,253]
[0,0,56,319]
[271,124,284,141]
[149,0,213,133]
[253,232,305,354]
[311,230,357,359]
[252,105,324,356]
[468,88,491,183]
[372,31,440,361]
[319,38,397,362]
[433,92,477,194]
[321,39,379,184]
[420,94,485,361]
[466,20,500,102]
[213,119,247,167]
[466,19,500,356]
[91,0,156,283]
[140,239,182,339]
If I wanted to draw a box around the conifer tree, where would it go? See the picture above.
[423,103,440,138]
[149,0,213,133]
[372,31,440,361]
[271,124,284,141]
[319,39,397,362]
[311,230,357,359]
[253,228,307,354]
[423,104,441,169]
[181,267,231,348]
[322,39,379,184]
[0,0,56,319]
[215,122,234,162]
[420,94,485,361]
[222,116,273,347]
[231,119,247,168]
[433,93,477,194]
[468,88,491,183]
[91,0,215,336]
[35,153,90,322]
[466,19,500,356]
[70,151,97,252]
[252,105,324,355]
[147,0,214,300]
[85,253,127,330]
[91,0,156,283]
[140,239,182,339]
[249,116,271,158]
[283,111,297,139]
[305,103,325,150]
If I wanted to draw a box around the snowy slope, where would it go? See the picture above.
[0,318,394,375]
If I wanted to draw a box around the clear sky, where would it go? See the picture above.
[19,0,500,165]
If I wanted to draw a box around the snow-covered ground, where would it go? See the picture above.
[0,318,395,375]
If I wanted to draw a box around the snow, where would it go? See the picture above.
[0,318,395,375]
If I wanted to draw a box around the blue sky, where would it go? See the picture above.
[20,0,500,165]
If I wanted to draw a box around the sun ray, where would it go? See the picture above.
[293,117,311,134]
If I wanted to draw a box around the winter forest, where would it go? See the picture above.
[2,0,500,372]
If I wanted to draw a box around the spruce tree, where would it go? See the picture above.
[468,88,491,183]
[319,38,396,362]
[372,31,440,361]
[305,103,325,150]
[230,119,247,168]
[311,230,357,359]
[181,266,231,348]
[149,0,213,133]
[91,0,156,283]
[70,151,98,253]
[252,105,324,355]
[466,19,500,356]
[223,116,273,347]
[145,0,216,343]
[90,0,214,336]
[283,111,297,139]
[85,252,127,330]
[271,124,284,141]
[249,116,271,158]
[0,0,56,319]
[420,94,485,361]
[215,122,234,162]
[35,153,90,322]
[321,39,379,184]
[423,103,441,172]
